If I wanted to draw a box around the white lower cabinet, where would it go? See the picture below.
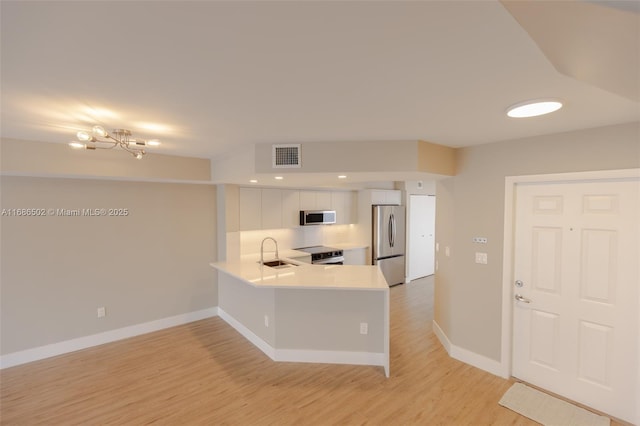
[342,248,367,265]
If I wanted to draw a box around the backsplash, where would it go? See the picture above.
[238,224,358,256]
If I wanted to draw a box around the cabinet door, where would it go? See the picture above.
[386,190,402,205]
[331,192,345,224]
[239,187,261,231]
[281,189,300,228]
[371,190,385,205]
[299,191,317,210]
[316,191,332,209]
[332,191,355,224]
[261,189,282,230]
[343,248,366,265]
[300,191,332,210]
[371,190,401,205]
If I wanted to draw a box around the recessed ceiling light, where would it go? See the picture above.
[338,175,347,179]
[506,99,563,118]
[249,179,258,183]
[274,176,283,180]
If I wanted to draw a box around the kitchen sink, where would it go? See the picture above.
[261,259,298,269]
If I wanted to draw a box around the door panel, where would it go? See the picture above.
[512,179,639,423]
[391,205,406,256]
[531,226,563,294]
[373,206,393,259]
[408,195,435,280]
[578,320,612,387]
[529,309,560,370]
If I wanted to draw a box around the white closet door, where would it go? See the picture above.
[408,195,435,280]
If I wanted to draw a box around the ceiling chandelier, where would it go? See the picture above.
[69,125,160,159]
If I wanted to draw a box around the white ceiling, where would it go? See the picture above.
[1,0,638,161]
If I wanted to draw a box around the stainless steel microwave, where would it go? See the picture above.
[299,210,336,226]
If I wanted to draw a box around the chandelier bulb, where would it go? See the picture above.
[68,142,86,149]
[92,125,107,138]
[135,152,143,160]
[77,131,91,141]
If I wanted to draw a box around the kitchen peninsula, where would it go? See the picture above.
[210,256,390,377]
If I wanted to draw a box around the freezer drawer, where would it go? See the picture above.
[375,255,405,286]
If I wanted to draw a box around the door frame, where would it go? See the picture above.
[499,168,640,422]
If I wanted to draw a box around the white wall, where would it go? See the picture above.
[435,122,640,362]
[0,176,217,356]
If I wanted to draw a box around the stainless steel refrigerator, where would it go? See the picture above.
[372,205,406,286]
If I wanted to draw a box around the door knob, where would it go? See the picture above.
[515,294,531,303]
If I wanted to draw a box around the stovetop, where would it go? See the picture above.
[294,245,342,255]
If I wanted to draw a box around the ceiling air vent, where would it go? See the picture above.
[272,144,301,168]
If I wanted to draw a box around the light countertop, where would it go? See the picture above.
[330,243,369,250]
[210,258,388,291]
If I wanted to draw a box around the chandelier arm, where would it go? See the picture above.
[119,142,145,157]
[89,145,118,150]
[88,140,119,150]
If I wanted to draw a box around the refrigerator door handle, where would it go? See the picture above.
[391,213,395,247]
[388,214,393,247]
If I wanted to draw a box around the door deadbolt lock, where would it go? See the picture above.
[515,280,524,288]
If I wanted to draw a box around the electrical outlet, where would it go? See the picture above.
[360,322,368,335]
[264,315,269,327]
[475,252,488,264]
[97,307,106,318]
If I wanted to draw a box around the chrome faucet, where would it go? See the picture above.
[260,237,279,265]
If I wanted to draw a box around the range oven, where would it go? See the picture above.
[294,246,344,265]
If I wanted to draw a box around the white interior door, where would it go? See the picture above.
[512,179,639,423]
[408,195,435,280]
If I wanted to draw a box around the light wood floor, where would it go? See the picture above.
[0,277,597,425]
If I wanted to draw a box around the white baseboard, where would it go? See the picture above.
[0,307,218,369]
[275,349,385,366]
[433,319,506,378]
[217,308,276,359]
[218,308,384,367]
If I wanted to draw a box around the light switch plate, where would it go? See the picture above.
[475,252,488,264]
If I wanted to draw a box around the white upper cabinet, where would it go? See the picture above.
[281,189,300,228]
[370,189,402,205]
[261,188,282,230]
[331,191,356,224]
[316,191,332,209]
[239,187,262,231]
[299,191,332,210]
[239,187,356,230]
